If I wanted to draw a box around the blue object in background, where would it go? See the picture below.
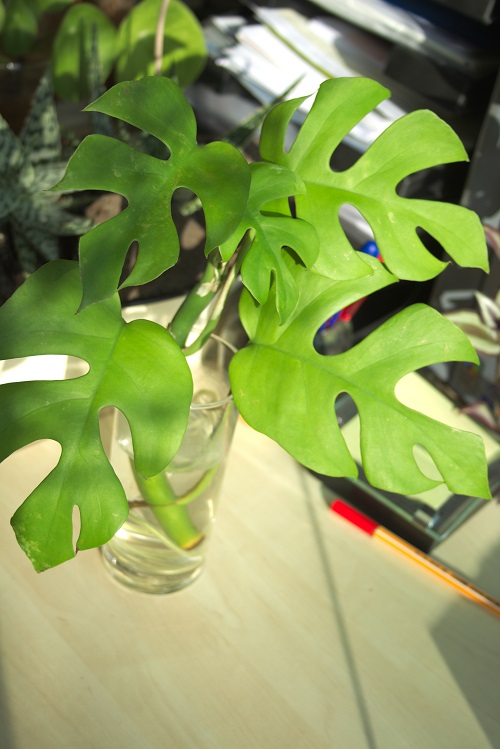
[359,240,380,259]
[318,240,381,332]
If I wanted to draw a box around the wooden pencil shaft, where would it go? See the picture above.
[375,527,500,616]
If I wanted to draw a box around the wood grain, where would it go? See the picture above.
[1,421,499,749]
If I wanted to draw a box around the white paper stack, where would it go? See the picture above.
[209,6,407,151]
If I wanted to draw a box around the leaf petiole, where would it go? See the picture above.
[134,469,203,550]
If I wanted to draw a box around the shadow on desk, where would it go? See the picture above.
[469,538,500,603]
[432,543,500,749]
[434,500,500,603]
[297,468,379,749]
[297,459,500,749]
[0,627,15,749]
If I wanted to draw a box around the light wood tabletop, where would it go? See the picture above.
[1,415,500,749]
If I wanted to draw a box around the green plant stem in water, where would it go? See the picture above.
[130,241,248,550]
[134,470,203,550]
[176,465,218,505]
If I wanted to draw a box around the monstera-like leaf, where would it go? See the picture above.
[0,261,193,571]
[220,162,319,322]
[54,76,251,310]
[260,77,488,282]
[0,73,493,577]
[231,77,490,497]
[231,252,490,498]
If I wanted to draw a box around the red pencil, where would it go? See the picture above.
[330,499,500,618]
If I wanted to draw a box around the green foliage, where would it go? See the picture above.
[220,162,320,322]
[0,0,205,97]
[0,75,492,571]
[260,78,488,281]
[0,261,192,570]
[51,3,118,102]
[0,70,91,273]
[115,0,207,87]
[0,0,74,59]
[51,0,207,102]
[232,259,489,497]
[55,77,250,309]
[1,0,37,57]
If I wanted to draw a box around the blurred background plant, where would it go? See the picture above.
[0,0,74,60]
[0,0,207,133]
[51,0,207,102]
[0,69,91,302]
[0,0,211,303]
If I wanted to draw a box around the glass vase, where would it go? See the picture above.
[100,334,238,594]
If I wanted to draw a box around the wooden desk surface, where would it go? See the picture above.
[1,417,499,749]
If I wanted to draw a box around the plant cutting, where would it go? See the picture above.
[0,74,492,589]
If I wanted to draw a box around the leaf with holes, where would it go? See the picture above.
[0,261,192,571]
[231,252,490,499]
[54,76,251,309]
[220,162,319,322]
[260,77,488,282]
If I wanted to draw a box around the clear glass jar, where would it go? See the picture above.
[100,334,238,594]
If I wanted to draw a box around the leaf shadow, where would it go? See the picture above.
[430,540,500,749]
